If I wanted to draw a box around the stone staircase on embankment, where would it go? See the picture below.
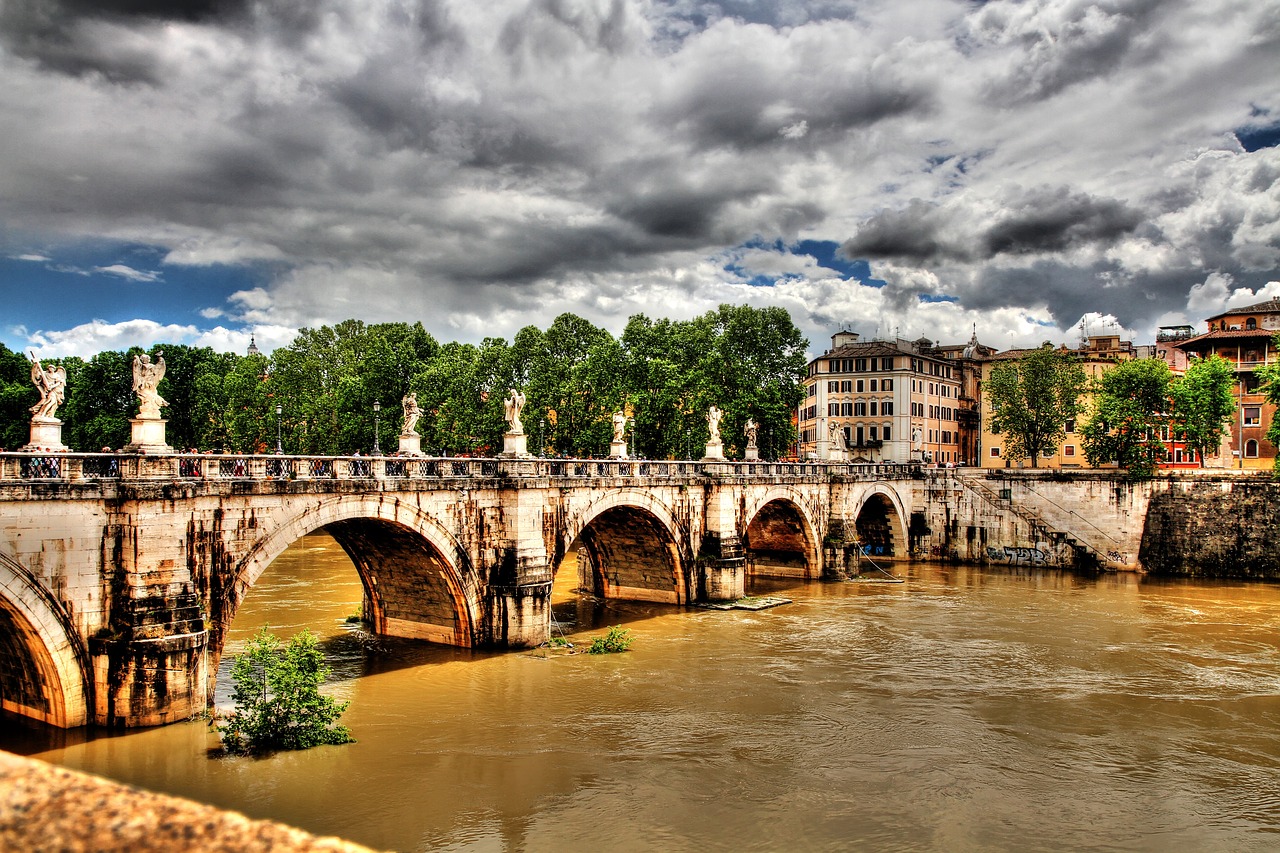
[951,472,1119,570]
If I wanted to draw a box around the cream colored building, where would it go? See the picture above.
[798,332,963,464]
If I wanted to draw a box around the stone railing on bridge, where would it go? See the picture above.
[0,451,920,485]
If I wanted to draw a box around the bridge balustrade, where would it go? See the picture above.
[0,451,921,486]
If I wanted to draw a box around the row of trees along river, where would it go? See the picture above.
[0,305,808,459]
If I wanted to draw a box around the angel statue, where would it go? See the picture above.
[28,354,67,421]
[707,405,722,443]
[132,352,168,419]
[503,388,526,435]
[744,417,758,449]
[612,410,627,443]
[401,392,421,436]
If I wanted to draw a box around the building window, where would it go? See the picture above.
[1247,318,1257,330]
[829,403,840,416]
[1246,439,1259,458]
[882,378,893,392]
[883,425,892,442]
[841,402,853,416]
[1064,445,1075,457]
[870,379,878,392]
[841,380,852,392]
[1245,406,1261,427]
[869,426,878,440]
[882,401,893,415]
[1065,419,1076,433]
[991,447,1001,457]
[828,380,839,392]
[882,357,894,370]
[870,401,878,416]
[853,401,867,416]
[856,379,865,393]
[869,358,878,371]
[855,358,868,372]
[808,384,816,397]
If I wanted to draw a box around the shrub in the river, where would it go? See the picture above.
[218,627,354,754]
[587,625,634,654]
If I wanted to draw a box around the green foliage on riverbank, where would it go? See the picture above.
[217,628,353,754]
[1,306,806,459]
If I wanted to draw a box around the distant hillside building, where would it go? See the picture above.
[1174,297,1280,469]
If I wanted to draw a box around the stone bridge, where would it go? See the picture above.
[0,452,920,730]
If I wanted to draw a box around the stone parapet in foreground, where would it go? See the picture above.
[0,750,379,853]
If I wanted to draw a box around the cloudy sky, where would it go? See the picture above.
[2,0,1278,359]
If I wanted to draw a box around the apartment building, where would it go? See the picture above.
[1174,297,1280,469]
[798,332,963,464]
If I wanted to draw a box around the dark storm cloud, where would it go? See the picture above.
[982,186,1143,255]
[843,187,1144,264]
[840,199,957,261]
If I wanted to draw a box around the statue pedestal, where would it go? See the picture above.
[702,440,724,461]
[609,440,628,459]
[22,418,69,452]
[123,418,174,455]
[744,445,759,461]
[500,432,531,458]
[398,434,423,456]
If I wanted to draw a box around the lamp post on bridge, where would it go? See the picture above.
[539,418,545,457]
[372,400,381,455]
[275,403,283,454]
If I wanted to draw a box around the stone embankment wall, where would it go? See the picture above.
[1139,477,1280,580]
[911,470,1280,579]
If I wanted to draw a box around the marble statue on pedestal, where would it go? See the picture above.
[504,389,526,435]
[744,417,758,449]
[132,353,168,419]
[707,405,722,443]
[612,411,627,443]
[28,355,66,421]
[401,392,421,436]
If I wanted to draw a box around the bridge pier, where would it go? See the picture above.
[700,485,745,601]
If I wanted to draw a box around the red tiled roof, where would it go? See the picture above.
[1173,328,1276,349]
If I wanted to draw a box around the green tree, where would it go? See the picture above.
[987,345,1087,468]
[0,343,36,450]
[1256,335,1280,467]
[217,627,353,754]
[61,351,132,451]
[1170,354,1236,466]
[1080,358,1172,478]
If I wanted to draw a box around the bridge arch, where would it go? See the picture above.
[219,496,480,674]
[849,484,910,559]
[0,551,90,728]
[741,489,822,579]
[559,490,690,605]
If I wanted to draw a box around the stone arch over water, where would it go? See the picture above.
[742,491,821,579]
[0,551,90,728]
[852,486,909,559]
[219,496,481,683]
[559,491,689,605]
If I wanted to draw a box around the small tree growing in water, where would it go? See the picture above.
[218,627,354,754]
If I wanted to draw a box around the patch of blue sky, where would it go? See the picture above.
[1236,120,1280,152]
[0,239,265,349]
[918,294,958,303]
[723,238,887,288]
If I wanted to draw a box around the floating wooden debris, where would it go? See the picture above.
[699,595,792,611]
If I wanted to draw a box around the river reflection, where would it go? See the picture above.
[5,533,1280,852]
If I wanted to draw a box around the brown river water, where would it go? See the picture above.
[4,533,1280,852]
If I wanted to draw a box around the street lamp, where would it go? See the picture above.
[539,418,546,457]
[274,404,283,454]
[630,417,636,459]
[372,400,381,455]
